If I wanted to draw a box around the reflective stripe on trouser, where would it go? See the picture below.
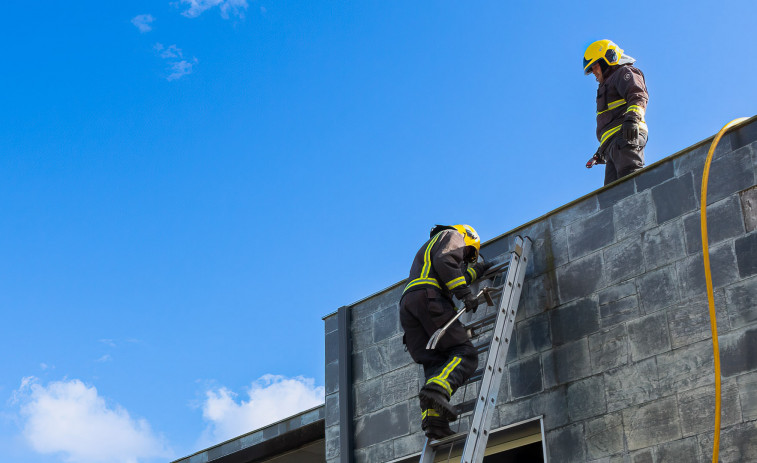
[426,356,462,395]
[422,409,441,419]
[423,351,477,398]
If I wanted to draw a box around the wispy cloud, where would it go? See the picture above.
[199,375,324,445]
[13,377,173,463]
[154,43,198,81]
[95,354,112,363]
[178,0,248,19]
[131,14,156,33]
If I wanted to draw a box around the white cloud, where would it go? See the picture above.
[167,59,198,81]
[179,0,248,19]
[131,14,155,33]
[13,377,172,463]
[96,354,112,363]
[200,375,324,444]
[154,43,198,81]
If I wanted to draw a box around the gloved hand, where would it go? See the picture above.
[463,293,479,313]
[586,152,605,168]
[481,260,494,273]
[622,119,639,143]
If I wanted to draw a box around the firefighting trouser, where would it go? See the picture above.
[602,130,647,185]
[400,288,478,420]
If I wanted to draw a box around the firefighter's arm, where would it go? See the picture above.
[616,66,648,123]
[431,231,473,300]
[465,261,491,284]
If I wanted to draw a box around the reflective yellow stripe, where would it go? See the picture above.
[421,233,442,279]
[404,278,441,293]
[597,99,627,115]
[599,124,622,147]
[426,357,461,395]
[446,276,466,290]
[626,105,646,118]
[467,267,477,281]
[422,409,440,419]
[403,233,444,294]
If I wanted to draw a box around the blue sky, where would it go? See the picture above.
[1,1,756,461]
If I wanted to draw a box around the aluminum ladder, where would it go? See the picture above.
[419,235,531,463]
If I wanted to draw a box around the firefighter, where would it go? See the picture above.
[584,39,649,185]
[399,224,493,439]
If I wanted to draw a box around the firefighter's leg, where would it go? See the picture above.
[419,299,478,422]
[614,131,646,180]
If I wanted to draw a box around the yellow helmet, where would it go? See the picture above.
[452,224,480,262]
[583,39,624,75]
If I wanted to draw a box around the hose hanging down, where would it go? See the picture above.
[699,117,748,463]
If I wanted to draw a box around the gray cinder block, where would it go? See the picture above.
[683,195,745,254]
[584,412,624,460]
[589,324,629,373]
[546,424,587,463]
[677,242,739,297]
[550,296,600,345]
[543,338,592,388]
[735,231,757,278]
[567,375,606,421]
[556,252,605,303]
[508,355,543,399]
[651,173,697,224]
[636,265,679,314]
[678,382,741,437]
[642,219,686,270]
[568,208,615,260]
[603,238,645,284]
[721,326,757,377]
[656,340,714,393]
[604,357,660,412]
[627,311,671,361]
[614,190,657,240]
[622,396,682,451]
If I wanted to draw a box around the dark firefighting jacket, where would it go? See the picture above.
[402,229,486,301]
[595,63,648,150]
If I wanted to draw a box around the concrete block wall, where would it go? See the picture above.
[324,117,757,463]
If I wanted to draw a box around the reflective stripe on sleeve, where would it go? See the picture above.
[596,98,627,115]
[467,267,477,281]
[626,105,646,118]
[445,276,466,290]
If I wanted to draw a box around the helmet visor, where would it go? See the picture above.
[583,57,594,74]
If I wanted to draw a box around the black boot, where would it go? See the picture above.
[422,414,455,440]
[419,385,458,421]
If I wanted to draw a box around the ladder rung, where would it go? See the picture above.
[466,368,484,384]
[456,398,477,414]
[427,431,468,448]
[465,313,497,332]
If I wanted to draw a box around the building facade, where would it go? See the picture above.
[175,117,757,463]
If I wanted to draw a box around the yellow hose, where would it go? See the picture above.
[700,117,748,463]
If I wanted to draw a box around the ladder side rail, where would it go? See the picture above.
[419,439,435,463]
[460,237,531,463]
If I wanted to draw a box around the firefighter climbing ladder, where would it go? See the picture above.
[419,235,532,463]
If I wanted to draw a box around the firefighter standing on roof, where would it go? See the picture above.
[399,224,492,440]
[584,40,649,185]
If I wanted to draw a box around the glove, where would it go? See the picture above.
[481,260,494,273]
[622,119,639,143]
[463,293,479,313]
[586,152,605,169]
